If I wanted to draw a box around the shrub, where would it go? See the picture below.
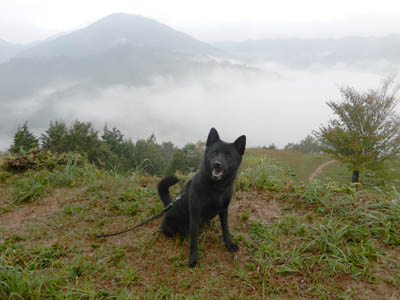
[1,149,85,173]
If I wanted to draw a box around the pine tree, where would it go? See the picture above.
[9,121,39,154]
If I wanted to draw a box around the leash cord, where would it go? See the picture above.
[95,194,182,238]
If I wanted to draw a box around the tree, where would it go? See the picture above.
[41,120,107,166]
[167,143,202,175]
[102,125,136,171]
[134,134,171,175]
[9,121,39,154]
[316,77,400,182]
[40,120,68,153]
[284,135,321,153]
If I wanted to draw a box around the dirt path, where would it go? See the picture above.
[0,191,64,237]
[309,160,336,181]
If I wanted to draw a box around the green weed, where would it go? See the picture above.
[10,171,50,203]
[237,156,291,192]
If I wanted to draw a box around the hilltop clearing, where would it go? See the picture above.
[1,150,400,299]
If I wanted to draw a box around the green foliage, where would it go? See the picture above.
[9,121,39,154]
[284,135,321,153]
[101,125,136,172]
[1,149,85,173]
[134,135,170,175]
[10,171,50,203]
[40,120,68,153]
[167,143,202,175]
[41,120,109,167]
[2,152,97,204]
[316,77,400,182]
[132,136,201,176]
[7,119,203,176]
[237,156,293,191]
[101,127,202,175]
[0,257,58,299]
[302,180,400,245]
[353,196,400,246]
[246,183,400,282]
[0,242,69,299]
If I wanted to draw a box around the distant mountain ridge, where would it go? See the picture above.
[0,45,230,100]
[0,39,24,63]
[2,13,400,103]
[17,13,221,59]
[0,13,244,101]
[214,35,400,67]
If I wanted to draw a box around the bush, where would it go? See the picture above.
[1,149,85,173]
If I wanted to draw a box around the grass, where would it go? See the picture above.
[244,148,400,190]
[242,148,330,182]
[0,150,400,299]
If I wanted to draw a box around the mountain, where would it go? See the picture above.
[0,39,24,63]
[0,13,248,101]
[0,45,232,100]
[17,13,221,58]
[214,35,400,67]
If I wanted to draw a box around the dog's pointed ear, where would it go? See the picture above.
[206,128,220,146]
[234,135,246,155]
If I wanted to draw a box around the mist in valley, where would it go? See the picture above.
[0,61,393,150]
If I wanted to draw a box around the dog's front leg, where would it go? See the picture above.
[189,214,200,267]
[219,209,239,252]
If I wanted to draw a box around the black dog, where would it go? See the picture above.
[157,128,246,267]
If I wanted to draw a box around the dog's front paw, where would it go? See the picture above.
[188,255,198,268]
[226,242,239,252]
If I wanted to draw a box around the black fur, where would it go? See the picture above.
[157,128,246,267]
[157,175,180,206]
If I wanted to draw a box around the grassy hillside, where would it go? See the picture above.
[244,148,400,189]
[242,149,331,182]
[1,150,400,299]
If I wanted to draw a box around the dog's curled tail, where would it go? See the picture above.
[157,176,180,207]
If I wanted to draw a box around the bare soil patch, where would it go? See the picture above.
[0,190,64,236]
[231,191,280,226]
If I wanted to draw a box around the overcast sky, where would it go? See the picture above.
[2,0,400,44]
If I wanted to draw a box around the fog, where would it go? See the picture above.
[2,1,400,44]
[0,62,396,151]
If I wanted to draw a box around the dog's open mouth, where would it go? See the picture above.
[212,169,224,180]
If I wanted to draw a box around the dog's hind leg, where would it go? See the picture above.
[160,217,175,237]
[161,217,188,237]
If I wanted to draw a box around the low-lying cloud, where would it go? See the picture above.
[0,62,395,150]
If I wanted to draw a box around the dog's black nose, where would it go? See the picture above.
[213,161,222,168]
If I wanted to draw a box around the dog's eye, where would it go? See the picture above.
[211,150,218,156]
[226,152,232,160]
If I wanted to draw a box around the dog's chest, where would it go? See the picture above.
[200,193,230,219]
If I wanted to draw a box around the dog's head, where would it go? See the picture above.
[204,128,246,181]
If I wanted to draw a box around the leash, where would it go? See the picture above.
[95,193,184,238]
